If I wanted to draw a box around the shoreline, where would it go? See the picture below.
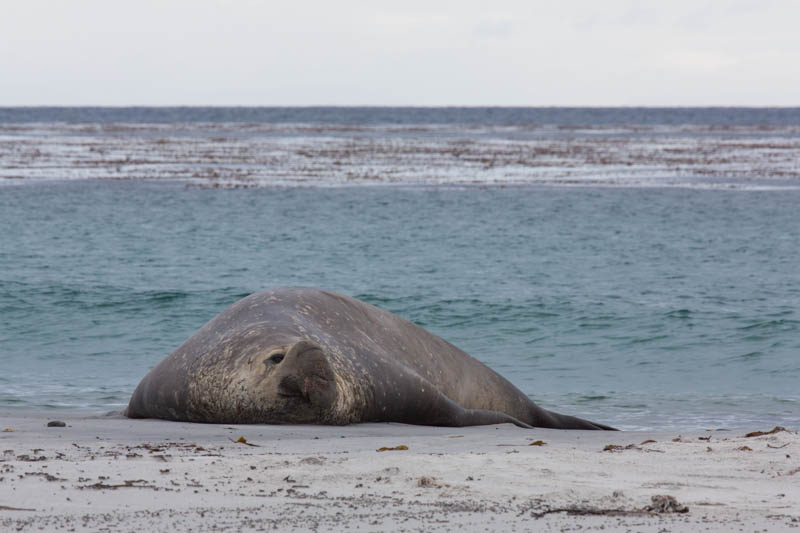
[1,412,797,531]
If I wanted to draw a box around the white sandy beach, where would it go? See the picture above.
[1,412,797,532]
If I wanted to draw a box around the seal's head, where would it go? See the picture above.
[269,340,339,418]
[184,337,341,424]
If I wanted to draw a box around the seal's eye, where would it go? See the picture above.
[268,353,285,364]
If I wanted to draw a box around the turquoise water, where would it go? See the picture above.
[2,180,798,430]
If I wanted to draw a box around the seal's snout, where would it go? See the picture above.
[275,340,337,408]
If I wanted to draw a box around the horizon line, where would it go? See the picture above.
[3,104,800,109]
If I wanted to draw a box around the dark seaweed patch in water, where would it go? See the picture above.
[738,319,799,332]
[142,290,191,303]
[576,395,612,403]
[665,309,692,319]
[732,351,764,361]
[0,397,24,405]
[627,335,669,345]
[522,352,556,360]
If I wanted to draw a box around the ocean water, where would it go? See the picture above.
[1,108,799,431]
[3,106,800,126]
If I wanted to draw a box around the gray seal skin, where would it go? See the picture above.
[126,287,615,430]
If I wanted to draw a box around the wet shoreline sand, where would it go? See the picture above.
[1,412,797,531]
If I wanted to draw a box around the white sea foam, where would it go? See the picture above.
[2,122,800,189]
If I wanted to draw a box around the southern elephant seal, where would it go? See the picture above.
[126,287,615,430]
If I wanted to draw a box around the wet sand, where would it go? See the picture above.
[1,412,797,531]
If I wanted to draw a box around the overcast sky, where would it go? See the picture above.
[2,0,799,106]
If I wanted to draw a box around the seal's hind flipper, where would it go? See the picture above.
[531,408,618,430]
